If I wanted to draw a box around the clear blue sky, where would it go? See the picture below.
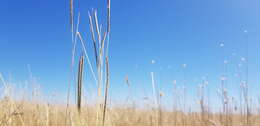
[1,0,260,108]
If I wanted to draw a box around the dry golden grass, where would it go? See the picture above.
[0,99,259,126]
[1,0,259,126]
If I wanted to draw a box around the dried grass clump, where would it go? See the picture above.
[66,0,112,125]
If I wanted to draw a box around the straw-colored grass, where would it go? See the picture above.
[1,0,259,126]
[0,99,259,126]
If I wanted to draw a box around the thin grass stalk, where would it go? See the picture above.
[245,30,251,126]
[77,55,84,113]
[158,93,163,126]
[99,32,107,63]
[97,33,108,119]
[94,11,101,43]
[105,0,111,58]
[96,31,107,126]
[95,13,105,100]
[89,11,104,103]
[69,0,74,33]
[151,72,158,107]
[198,80,208,126]
[66,12,80,125]
[67,12,80,100]
[97,31,107,98]
[107,0,110,33]
[88,12,99,66]
[102,57,110,126]
[151,72,158,125]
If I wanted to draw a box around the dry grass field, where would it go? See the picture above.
[0,97,259,126]
[1,0,260,126]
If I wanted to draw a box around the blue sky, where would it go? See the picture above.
[1,0,260,108]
